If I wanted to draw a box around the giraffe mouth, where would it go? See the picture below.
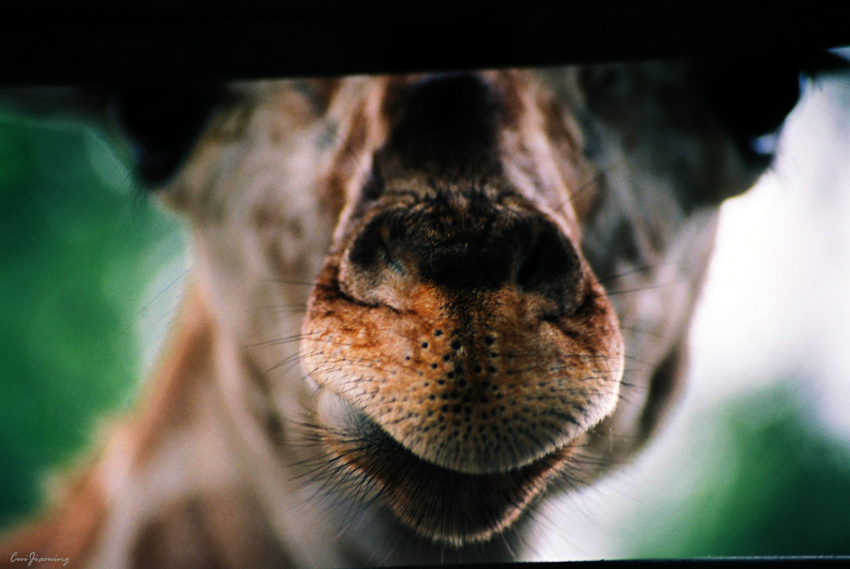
[311,387,576,545]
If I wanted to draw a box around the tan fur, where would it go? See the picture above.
[2,64,768,567]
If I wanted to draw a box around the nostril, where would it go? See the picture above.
[515,224,582,307]
[344,206,583,308]
[347,223,381,270]
[379,235,407,277]
[339,214,414,307]
[348,217,407,277]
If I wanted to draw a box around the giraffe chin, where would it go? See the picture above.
[313,387,577,546]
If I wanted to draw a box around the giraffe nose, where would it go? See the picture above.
[343,203,584,311]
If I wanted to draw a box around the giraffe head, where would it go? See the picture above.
[145,59,823,547]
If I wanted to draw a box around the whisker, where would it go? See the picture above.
[249,303,309,315]
[551,170,605,217]
[596,262,672,285]
[241,331,316,349]
[604,281,683,297]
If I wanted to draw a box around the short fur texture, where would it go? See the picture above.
[1,64,774,568]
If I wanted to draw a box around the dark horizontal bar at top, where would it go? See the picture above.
[1,0,850,85]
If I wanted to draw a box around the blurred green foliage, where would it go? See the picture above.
[626,385,850,557]
[0,111,185,530]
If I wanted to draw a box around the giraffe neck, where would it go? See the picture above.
[2,287,292,568]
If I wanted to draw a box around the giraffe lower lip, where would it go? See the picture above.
[314,387,574,544]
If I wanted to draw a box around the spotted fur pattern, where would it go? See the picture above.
[1,63,772,567]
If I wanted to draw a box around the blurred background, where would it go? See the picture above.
[0,107,188,530]
[0,67,849,559]
[531,69,850,559]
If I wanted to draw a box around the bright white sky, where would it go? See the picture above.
[690,75,850,436]
[532,70,850,561]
